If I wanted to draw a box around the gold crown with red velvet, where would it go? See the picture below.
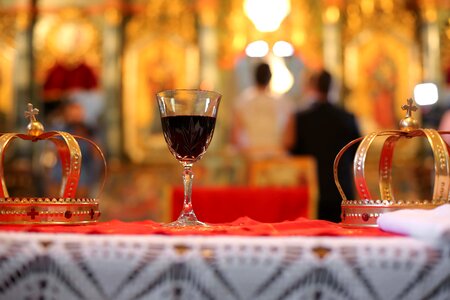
[334,99,450,227]
[0,103,106,224]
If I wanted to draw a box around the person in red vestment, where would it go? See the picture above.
[42,61,98,117]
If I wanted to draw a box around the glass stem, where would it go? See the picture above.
[180,163,197,221]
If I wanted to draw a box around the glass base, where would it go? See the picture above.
[164,219,209,227]
[163,214,209,227]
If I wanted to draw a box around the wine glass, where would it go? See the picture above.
[156,89,221,227]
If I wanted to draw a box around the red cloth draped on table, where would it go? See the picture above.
[171,186,311,223]
[0,217,397,237]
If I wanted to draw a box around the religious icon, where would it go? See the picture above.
[123,36,199,163]
[366,52,397,129]
[35,7,101,121]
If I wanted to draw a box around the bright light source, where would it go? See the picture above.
[245,40,269,57]
[269,55,294,94]
[414,83,438,106]
[244,0,291,32]
[324,6,340,23]
[272,41,294,57]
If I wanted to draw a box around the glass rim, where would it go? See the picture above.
[156,88,222,98]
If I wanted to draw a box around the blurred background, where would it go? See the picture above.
[0,0,449,222]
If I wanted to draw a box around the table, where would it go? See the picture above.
[0,219,449,300]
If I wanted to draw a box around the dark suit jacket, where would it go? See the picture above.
[289,101,360,222]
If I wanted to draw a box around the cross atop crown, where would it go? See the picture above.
[401,98,417,118]
[24,103,40,122]
[24,103,44,137]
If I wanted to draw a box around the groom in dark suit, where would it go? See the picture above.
[284,70,361,223]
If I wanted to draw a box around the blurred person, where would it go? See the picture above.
[438,109,450,145]
[438,67,450,144]
[283,69,361,223]
[67,89,104,129]
[231,62,292,158]
[48,100,102,197]
[42,61,98,118]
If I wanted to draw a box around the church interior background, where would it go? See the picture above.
[0,0,449,222]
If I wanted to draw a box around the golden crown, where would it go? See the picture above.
[0,103,106,224]
[334,98,450,227]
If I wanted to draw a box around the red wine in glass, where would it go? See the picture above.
[161,115,216,163]
[156,89,221,227]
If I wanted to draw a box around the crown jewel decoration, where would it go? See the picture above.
[0,103,106,224]
[334,98,450,227]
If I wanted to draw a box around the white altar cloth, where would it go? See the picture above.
[0,232,449,300]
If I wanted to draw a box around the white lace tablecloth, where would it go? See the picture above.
[0,232,449,300]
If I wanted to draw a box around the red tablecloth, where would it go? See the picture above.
[171,186,311,223]
[0,217,398,237]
